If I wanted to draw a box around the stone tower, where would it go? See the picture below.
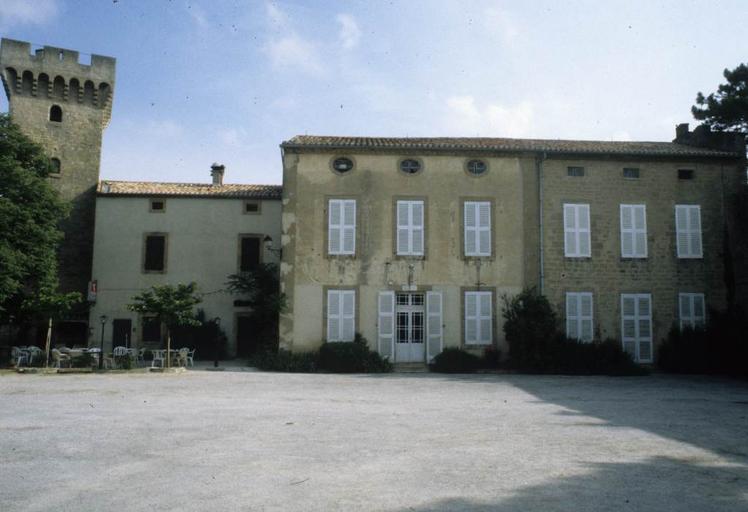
[0,38,115,300]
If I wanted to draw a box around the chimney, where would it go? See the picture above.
[210,163,225,186]
[675,123,690,143]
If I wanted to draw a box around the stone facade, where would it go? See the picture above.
[0,38,115,299]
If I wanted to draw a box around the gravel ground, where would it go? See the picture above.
[1,370,747,512]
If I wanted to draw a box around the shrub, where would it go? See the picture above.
[481,346,502,369]
[249,350,317,373]
[317,334,392,373]
[549,336,647,376]
[430,347,483,373]
[502,288,559,371]
[71,352,95,368]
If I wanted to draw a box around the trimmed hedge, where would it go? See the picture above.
[249,350,317,373]
[430,348,483,373]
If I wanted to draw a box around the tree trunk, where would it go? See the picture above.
[166,328,171,369]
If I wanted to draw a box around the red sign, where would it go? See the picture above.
[88,280,97,302]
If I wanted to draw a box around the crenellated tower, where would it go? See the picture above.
[0,38,116,303]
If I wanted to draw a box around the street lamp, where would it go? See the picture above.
[214,317,221,368]
[263,235,282,258]
[98,315,107,370]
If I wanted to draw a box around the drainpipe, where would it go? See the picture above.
[536,152,547,295]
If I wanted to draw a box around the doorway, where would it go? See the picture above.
[112,319,132,348]
[236,315,259,358]
[395,293,425,362]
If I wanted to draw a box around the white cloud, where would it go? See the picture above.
[444,95,534,137]
[0,0,58,27]
[336,13,361,50]
[263,3,323,75]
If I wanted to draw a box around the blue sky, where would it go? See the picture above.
[1,0,745,185]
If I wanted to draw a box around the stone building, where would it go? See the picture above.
[1,38,115,341]
[279,128,745,364]
[88,165,282,356]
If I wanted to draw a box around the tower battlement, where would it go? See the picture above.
[1,38,116,124]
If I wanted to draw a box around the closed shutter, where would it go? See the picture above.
[378,291,395,359]
[566,292,594,342]
[328,199,356,255]
[637,295,652,362]
[679,293,706,329]
[465,291,492,344]
[327,290,355,342]
[327,290,341,341]
[426,291,443,362]
[563,204,590,257]
[396,201,424,256]
[464,201,491,256]
[620,205,647,258]
[580,293,593,342]
[621,293,652,362]
[675,205,703,258]
[621,295,637,358]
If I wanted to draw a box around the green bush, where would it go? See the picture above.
[317,334,392,373]
[249,350,317,373]
[548,336,647,376]
[71,352,95,368]
[430,347,483,373]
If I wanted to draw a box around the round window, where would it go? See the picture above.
[466,159,487,176]
[400,159,422,175]
[332,157,354,173]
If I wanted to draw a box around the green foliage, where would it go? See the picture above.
[548,336,647,376]
[114,355,132,370]
[658,310,748,378]
[71,352,95,368]
[430,347,483,373]
[127,283,202,331]
[692,63,748,132]
[249,349,318,373]
[0,113,78,323]
[171,310,227,359]
[317,334,392,373]
[227,264,286,351]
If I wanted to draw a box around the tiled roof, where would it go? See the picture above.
[97,181,282,199]
[282,135,740,158]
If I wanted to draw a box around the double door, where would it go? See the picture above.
[395,293,425,363]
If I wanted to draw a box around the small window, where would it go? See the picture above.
[464,291,492,345]
[567,166,585,177]
[150,200,165,212]
[678,169,694,180]
[620,204,647,258]
[239,236,261,272]
[396,200,425,256]
[675,205,703,258]
[327,289,356,342]
[244,201,260,214]
[332,157,354,174]
[466,159,487,176]
[563,204,591,258]
[464,201,492,257]
[50,158,61,174]
[623,168,640,179]
[566,292,593,342]
[679,293,706,330]
[399,159,422,175]
[143,234,166,272]
[49,105,62,122]
[328,199,356,255]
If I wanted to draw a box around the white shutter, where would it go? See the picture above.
[378,291,395,359]
[566,292,593,342]
[327,290,341,341]
[679,293,706,329]
[465,291,492,344]
[621,293,652,363]
[464,292,478,344]
[564,204,590,257]
[327,290,355,342]
[577,204,591,257]
[342,200,356,255]
[328,201,342,255]
[637,295,652,363]
[478,293,492,344]
[397,201,410,255]
[426,291,443,362]
[564,204,578,256]
[566,293,579,340]
[397,201,424,256]
[464,201,490,256]
[621,205,647,258]
[676,205,703,258]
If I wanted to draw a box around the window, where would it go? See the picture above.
[49,104,62,122]
[239,236,261,272]
[50,158,61,174]
[678,169,694,180]
[567,166,585,177]
[464,201,491,257]
[679,293,706,330]
[396,200,424,256]
[142,316,161,343]
[566,293,593,342]
[149,199,165,212]
[327,289,355,342]
[328,199,356,255]
[621,293,653,363]
[464,291,492,345]
[143,234,166,272]
[466,159,487,176]
[620,204,647,258]
[623,167,640,179]
[399,159,422,175]
[332,157,354,174]
[675,205,703,258]
[563,204,591,257]
[243,201,260,214]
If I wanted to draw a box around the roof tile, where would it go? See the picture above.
[98,181,282,199]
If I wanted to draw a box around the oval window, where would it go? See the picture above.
[466,159,487,176]
[400,159,421,175]
[332,157,354,173]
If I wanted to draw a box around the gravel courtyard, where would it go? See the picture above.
[1,371,747,512]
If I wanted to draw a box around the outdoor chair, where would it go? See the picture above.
[186,349,196,367]
[51,349,71,368]
[112,346,128,369]
[137,348,146,367]
[11,347,29,367]
[27,347,43,366]
[151,349,165,368]
[176,348,189,367]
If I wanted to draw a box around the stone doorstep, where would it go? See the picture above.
[392,363,429,373]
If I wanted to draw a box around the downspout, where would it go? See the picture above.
[536,152,547,295]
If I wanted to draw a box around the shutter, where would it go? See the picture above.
[378,291,395,359]
[327,290,341,341]
[675,206,689,257]
[689,206,702,257]
[679,294,691,329]
[479,293,492,343]
[341,291,355,341]
[464,202,477,255]
[693,294,705,327]
[412,201,424,255]
[634,206,647,257]
[578,205,590,257]
[620,205,634,257]
[621,295,637,358]
[566,293,579,340]
[564,204,578,256]
[464,292,478,343]
[478,202,491,256]
[397,201,410,254]
[328,201,342,254]
[342,200,356,254]
[580,293,593,342]
[637,295,652,363]
[426,291,443,362]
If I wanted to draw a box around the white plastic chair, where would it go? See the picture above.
[51,349,71,368]
[186,349,196,367]
[11,347,29,367]
[27,347,43,366]
[151,349,165,368]
[175,348,189,367]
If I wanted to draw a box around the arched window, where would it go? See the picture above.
[49,105,62,122]
[50,158,61,174]
[52,76,65,99]
[37,73,50,98]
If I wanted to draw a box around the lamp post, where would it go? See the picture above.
[214,317,221,368]
[98,315,107,370]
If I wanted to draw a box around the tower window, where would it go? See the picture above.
[567,166,585,177]
[50,158,61,174]
[678,169,694,180]
[49,105,62,123]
